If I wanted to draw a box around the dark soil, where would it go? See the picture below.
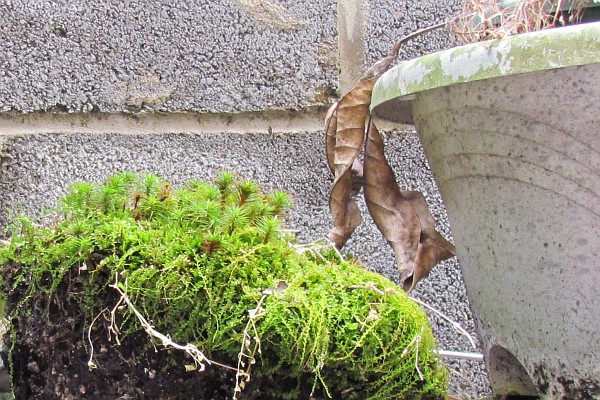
[1,266,322,400]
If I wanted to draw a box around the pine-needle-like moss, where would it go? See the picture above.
[0,172,448,399]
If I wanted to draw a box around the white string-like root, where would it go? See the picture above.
[87,308,107,370]
[86,273,236,374]
[401,326,425,381]
[109,275,212,371]
[234,289,272,399]
[410,297,477,349]
[108,292,123,345]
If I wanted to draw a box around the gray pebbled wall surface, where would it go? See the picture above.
[0,0,339,113]
[365,0,464,65]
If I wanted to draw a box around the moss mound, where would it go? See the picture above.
[0,172,447,399]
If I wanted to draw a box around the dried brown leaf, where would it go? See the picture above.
[332,77,377,175]
[326,77,378,248]
[328,156,364,248]
[326,101,362,248]
[328,177,362,248]
[325,20,455,285]
[324,102,338,174]
[325,31,412,249]
[325,35,408,249]
[364,122,455,292]
[364,121,420,287]
[326,101,365,193]
[401,191,456,292]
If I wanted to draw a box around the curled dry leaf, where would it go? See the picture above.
[326,101,363,248]
[401,190,456,292]
[328,164,363,248]
[326,101,361,247]
[364,121,455,292]
[326,79,376,248]
[326,39,403,250]
[364,121,420,289]
[331,78,376,174]
[326,22,454,288]
[326,101,364,193]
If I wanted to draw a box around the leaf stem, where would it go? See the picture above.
[390,19,454,59]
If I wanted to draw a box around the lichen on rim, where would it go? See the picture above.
[371,21,600,115]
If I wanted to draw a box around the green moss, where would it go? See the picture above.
[0,172,447,399]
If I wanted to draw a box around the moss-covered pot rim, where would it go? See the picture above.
[371,21,600,124]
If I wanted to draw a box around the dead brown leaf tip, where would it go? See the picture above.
[325,26,455,292]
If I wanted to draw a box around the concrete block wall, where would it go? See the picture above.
[0,0,339,113]
[0,0,490,397]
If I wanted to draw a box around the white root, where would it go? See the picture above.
[109,275,212,371]
[86,273,236,374]
[410,296,478,349]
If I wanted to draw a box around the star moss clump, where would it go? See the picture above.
[0,172,447,399]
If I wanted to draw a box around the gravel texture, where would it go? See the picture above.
[0,0,338,113]
[365,0,464,65]
[0,130,491,397]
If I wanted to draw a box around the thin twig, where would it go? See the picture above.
[361,18,454,82]
[390,19,455,59]
[345,277,480,369]
[410,297,477,349]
